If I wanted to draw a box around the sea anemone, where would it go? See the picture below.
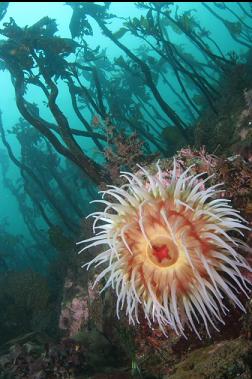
[77,160,251,338]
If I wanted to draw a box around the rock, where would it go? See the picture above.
[164,337,252,379]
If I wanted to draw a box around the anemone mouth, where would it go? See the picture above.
[147,236,179,268]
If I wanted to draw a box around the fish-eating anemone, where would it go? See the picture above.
[77,160,251,339]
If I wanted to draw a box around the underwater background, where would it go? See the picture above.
[0,2,252,378]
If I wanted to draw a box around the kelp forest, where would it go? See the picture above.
[0,2,252,378]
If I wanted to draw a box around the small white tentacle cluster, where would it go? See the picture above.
[77,160,251,338]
